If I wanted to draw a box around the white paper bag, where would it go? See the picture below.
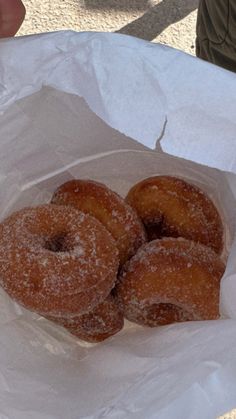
[1,31,236,419]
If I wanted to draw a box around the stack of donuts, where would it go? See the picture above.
[0,175,226,343]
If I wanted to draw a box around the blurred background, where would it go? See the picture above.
[18,0,198,55]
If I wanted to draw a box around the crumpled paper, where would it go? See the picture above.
[1,31,236,418]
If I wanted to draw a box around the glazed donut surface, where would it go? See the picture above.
[126,176,223,254]
[115,238,225,327]
[0,204,119,316]
[51,179,146,265]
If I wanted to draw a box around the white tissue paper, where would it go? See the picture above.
[1,31,236,419]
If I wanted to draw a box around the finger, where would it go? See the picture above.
[0,0,25,38]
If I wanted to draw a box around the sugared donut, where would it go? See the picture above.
[51,179,146,266]
[0,205,119,316]
[46,295,124,343]
[115,238,225,327]
[126,176,223,254]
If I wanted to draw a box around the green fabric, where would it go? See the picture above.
[196,0,236,72]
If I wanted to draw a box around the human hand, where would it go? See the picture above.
[0,0,25,38]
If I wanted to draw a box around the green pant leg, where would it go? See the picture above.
[196,0,236,73]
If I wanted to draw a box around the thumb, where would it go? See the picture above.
[0,0,25,38]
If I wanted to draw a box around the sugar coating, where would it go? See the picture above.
[51,179,147,266]
[46,295,124,343]
[115,237,225,327]
[126,175,224,254]
[0,204,119,316]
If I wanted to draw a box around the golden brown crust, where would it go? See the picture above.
[115,238,225,327]
[46,295,124,343]
[51,179,146,266]
[0,205,119,316]
[126,176,223,254]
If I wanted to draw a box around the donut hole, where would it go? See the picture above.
[143,302,193,326]
[144,215,180,242]
[143,214,164,241]
[145,221,162,241]
[44,233,70,252]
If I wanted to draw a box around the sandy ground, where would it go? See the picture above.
[17,3,236,418]
[18,0,198,55]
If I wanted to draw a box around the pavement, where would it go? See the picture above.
[17,2,236,418]
[18,0,198,55]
